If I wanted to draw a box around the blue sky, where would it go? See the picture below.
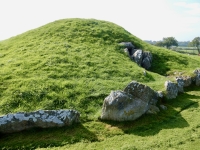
[0,0,200,41]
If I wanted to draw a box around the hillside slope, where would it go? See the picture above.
[0,18,199,119]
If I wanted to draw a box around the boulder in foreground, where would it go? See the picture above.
[101,81,159,121]
[0,109,80,133]
[100,90,149,121]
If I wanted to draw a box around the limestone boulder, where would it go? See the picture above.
[183,76,192,87]
[142,51,153,62]
[176,77,184,92]
[0,109,80,133]
[141,51,153,70]
[194,69,200,86]
[141,57,151,70]
[164,81,178,99]
[100,91,149,121]
[101,81,160,121]
[132,49,143,66]
[123,81,158,103]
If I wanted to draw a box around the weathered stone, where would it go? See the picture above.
[164,81,178,99]
[142,51,153,62]
[132,49,143,66]
[0,109,80,133]
[124,81,158,103]
[194,69,200,86]
[195,74,200,86]
[146,105,160,114]
[141,51,153,70]
[176,77,184,92]
[160,105,167,110]
[101,90,149,121]
[141,56,151,70]
[182,76,192,87]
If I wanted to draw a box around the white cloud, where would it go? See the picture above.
[174,2,200,16]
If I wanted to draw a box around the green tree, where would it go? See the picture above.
[155,41,164,47]
[162,37,178,49]
[191,37,200,54]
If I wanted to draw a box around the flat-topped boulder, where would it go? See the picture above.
[0,109,80,133]
[101,81,159,121]
[124,81,158,103]
[100,90,149,121]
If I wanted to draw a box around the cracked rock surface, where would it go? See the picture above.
[0,109,80,133]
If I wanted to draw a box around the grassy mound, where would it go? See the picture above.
[0,18,199,120]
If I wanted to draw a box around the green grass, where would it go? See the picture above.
[0,18,200,149]
[1,86,200,150]
[174,47,199,55]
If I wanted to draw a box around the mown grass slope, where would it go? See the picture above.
[0,18,200,149]
[0,18,199,118]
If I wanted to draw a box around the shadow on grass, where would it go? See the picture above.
[0,123,98,150]
[101,87,200,137]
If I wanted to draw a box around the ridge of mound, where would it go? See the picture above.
[0,18,199,119]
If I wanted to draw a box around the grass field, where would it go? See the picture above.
[175,47,199,55]
[0,18,200,149]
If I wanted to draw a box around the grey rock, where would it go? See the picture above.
[142,51,153,62]
[101,90,149,121]
[146,105,160,114]
[195,74,200,86]
[164,81,178,99]
[141,56,151,70]
[176,77,184,92]
[124,81,158,103]
[182,76,192,87]
[160,105,167,110]
[101,81,159,121]
[141,51,153,70]
[194,69,200,86]
[0,109,80,133]
[132,49,143,66]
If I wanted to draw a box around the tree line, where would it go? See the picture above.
[145,37,200,54]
